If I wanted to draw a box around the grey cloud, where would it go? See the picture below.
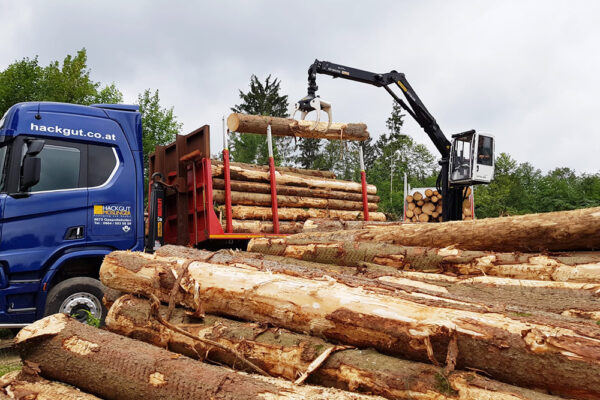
[1,0,598,173]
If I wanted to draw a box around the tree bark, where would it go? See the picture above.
[229,205,385,222]
[221,219,304,234]
[15,314,382,400]
[212,178,380,203]
[106,294,565,400]
[248,237,600,283]
[212,159,336,179]
[213,190,378,211]
[211,164,377,194]
[250,206,600,253]
[101,250,600,400]
[0,370,101,400]
[227,113,369,141]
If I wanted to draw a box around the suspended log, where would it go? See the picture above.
[227,113,369,141]
[0,370,100,400]
[107,294,565,400]
[211,164,377,194]
[15,314,382,400]
[212,159,335,179]
[253,207,600,252]
[213,190,378,211]
[101,250,600,399]
[230,205,386,222]
[212,178,381,203]
[248,237,600,283]
[302,219,404,232]
[221,219,304,234]
[156,246,600,319]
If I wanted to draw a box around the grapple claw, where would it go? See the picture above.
[293,96,332,132]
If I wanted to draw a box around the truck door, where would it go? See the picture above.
[86,142,137,250]
[0,137,87,324]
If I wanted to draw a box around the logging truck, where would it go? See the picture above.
[0,102,381,327]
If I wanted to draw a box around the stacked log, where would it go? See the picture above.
[13,313,381,400]
[99,247,600,399]
[211,157,384,233]
[105,293,566,400]
[405,187,472,223]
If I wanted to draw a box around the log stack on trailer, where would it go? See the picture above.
[147,114,383,247]
[7,206,600,399]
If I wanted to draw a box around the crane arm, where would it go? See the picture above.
[298,59,451,157]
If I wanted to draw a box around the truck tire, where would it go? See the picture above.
[44,277,107,325]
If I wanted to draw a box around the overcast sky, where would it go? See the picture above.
[1,1,599,173]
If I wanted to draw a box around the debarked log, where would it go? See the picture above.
[213,190,378,211]
[211,159,336,179]
[247,238,600,283]
[263,206,600,252]
[212,179,380,203]
[106,294,565,400]
[302,219,402,232]
[15,314,384,400]
[155,246,600,318]
[221,219,305,234]
[100,250,600,400]
[211,164,377,194]
[230,205,385,222]
[227,113,369,141]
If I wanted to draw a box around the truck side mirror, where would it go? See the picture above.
[20,139,45,192]
[26,139,45,156]
[20,157,41,191]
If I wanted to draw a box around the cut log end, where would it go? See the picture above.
[15,313,67,344]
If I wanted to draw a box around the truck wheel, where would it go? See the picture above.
[44,277,107,325]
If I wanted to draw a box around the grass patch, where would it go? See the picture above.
[0,363,20,377]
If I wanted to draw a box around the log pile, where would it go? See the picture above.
[93,246,593,399]
[211,159,384,234]
[9,207,600,399]
[405,187,473,223]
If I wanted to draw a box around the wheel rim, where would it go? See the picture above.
[59,292,102,322]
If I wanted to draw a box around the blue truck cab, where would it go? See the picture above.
[0,102,145,327]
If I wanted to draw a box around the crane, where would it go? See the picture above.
[294,59,495,222]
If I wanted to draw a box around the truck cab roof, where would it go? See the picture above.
[0,102,142,152]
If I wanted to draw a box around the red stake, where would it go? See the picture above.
[223,148,233,233]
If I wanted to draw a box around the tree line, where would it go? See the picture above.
[2,50,597,219]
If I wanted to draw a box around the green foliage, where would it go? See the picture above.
[0,49,123,116]
[366,102,437,217]
[137,89,182,200]
[475,153,600,218]
[434,371,458,395]
[138,89,182,168]
[230,75,291,165]
[73,310,100,328]
[0,363,21,377]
